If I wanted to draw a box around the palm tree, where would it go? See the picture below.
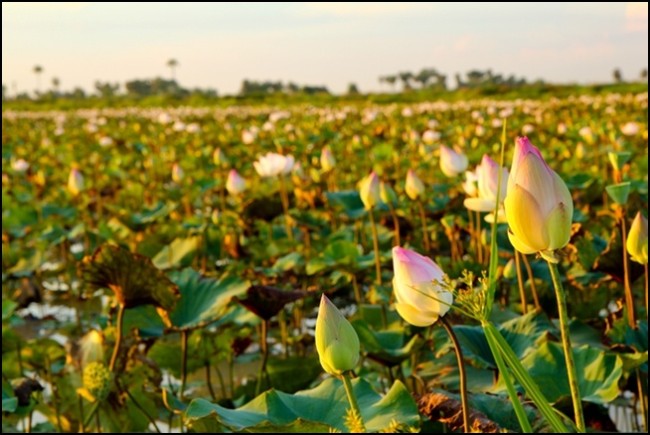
[52,77,60,95]
[33,65,43,94]
[167,58,179,81]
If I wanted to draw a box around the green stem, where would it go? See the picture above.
[205,361,217,401]
[351,273,362,305]
[521,254,541,310]
[514,251,528,314]
[118,379,161,433]
[256,320,270,396]
[620,215,637,328]
[483,322,532,432]
[416,201,431,252]
[645,263,648,321]
[547,260,585,432]
[108,304,125,372]
[341,373,365,430]
[78,395,86,433]
[278,176,294,242]
[638,369,648,432]
[180,330,189,399]
[368,209,382,285]
[439,317,470,432]
[485,322,569,433]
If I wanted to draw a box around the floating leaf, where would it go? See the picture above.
[168,268,249,330]
[152,236,201,270]
[517,342,623,404]
[82,244,179,311]
[184,378,418,433]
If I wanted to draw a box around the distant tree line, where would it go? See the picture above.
[239,80,330,96]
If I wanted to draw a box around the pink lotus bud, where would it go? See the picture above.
[226,169,246,196]
[627,211,648,265]
[358,171,380,210]
[464,155,509,212]
[68,168,84,197]
[253,152,295,177]
[171,163,184,183]
[440,145,468,177]
[320,146,336,173]
[504,137,573,254]
[315,295,360,375]
[405,169,425,200]
[392,247,453,327]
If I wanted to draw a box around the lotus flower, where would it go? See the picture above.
[392,247,453,327]
[440,145,468,177]
[464,155,509,212]
[12,159,29,173]
[320,146,336,173]
[627,212,648,264]
[254,152,295,178]
[380,181,398,206]
[226,169,246,196]
[462,169,479,198]
[621,122,639,137]
[504,137,573,254]
[358,171,380,210]
[405,169,425,200]
[68,168,84,197]
[172,163,184,183]
[213,148,228,166]
[315,295,360,375]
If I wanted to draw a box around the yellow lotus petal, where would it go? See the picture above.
[507,229,538,255]
[464,197,496,212]
[394,302,438,327]
[504,183,549,252]
[545,202,572,251]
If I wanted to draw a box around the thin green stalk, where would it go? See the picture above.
[547,260,585,432]
[278,175,294,242]
[620,215,637,328]
[180,330,189,399]
[483,323,532,432]
[109,304,125,372]
[514,251,528,314]
[78,396,86,433]
[521,254,541,310]
[118,379,161,433]
[368,209,382,285]
[255,320,270,396]
[439,317,470,432]
[645,263,648,321]
[341,373,365,431]
[205,361,217,401]
[351,273,362,305]
[638,369,648,432]
[485,322,569,433]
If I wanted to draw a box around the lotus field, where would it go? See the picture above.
[2,92,649,433]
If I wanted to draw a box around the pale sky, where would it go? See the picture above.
[2,2,648,95]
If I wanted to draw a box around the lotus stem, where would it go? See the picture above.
[180,330,189,399]
[547,259,585,432]
[278,175,294,242]
[521,254,541,310]
[514,251,528,314]
[341,372,365,431]
[108,304,125,372]
[368,209,382,285]
[439,317,470,433]
[620,211,637,328]
[255,319,270,396]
